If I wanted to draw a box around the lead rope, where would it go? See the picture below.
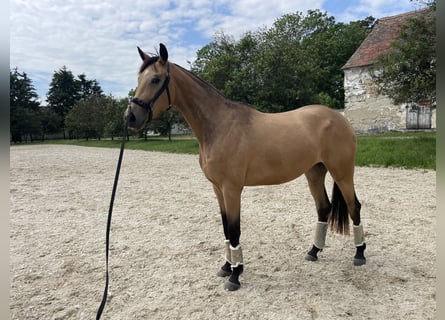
[96,119,128,320]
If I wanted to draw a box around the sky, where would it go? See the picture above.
[10,0,422,103]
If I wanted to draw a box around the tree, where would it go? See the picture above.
[10,68,42,142]
[40,107,62,139]
[78,73,104,99]
[301,17,375,109]
[47,66,104,137]
[191,10,373,112]
[104,96,127,140]
[10,68,40,111]
[46,66,81,136]
[372,3,435,105]
[65,95,108,140]
[147,107,184,141]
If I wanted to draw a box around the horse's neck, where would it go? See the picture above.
[170,65,232,144]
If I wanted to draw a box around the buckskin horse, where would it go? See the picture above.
[125,43,366,291]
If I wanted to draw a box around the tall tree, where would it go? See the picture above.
[372,4,436,105]
[10,68,42,142]
[10,68,40,111]
[78,73,103,99]
[46,66,80,136]
[46,66,104,137]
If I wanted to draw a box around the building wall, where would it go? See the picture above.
[343,67,406,133]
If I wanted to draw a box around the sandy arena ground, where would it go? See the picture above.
[10,145,436,319]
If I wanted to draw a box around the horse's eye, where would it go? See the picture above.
[151,77,160,84]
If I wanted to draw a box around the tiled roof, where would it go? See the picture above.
[342,8,432,70]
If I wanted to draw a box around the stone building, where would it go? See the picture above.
[342,9,435,133]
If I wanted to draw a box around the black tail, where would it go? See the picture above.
[329,182,350,235]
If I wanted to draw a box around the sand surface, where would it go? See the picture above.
[10,145,436,319]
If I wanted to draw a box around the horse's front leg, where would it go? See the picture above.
[213,184,243,291]
[212,185,232,277]
[224,212,243,291]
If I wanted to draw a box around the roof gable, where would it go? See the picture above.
[342,8,432,70]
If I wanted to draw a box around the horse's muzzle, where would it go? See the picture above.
[124,107,139,130]
[125,105,150,131]
[124,107,136,123]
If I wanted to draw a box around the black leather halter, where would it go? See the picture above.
[131,63,172,123]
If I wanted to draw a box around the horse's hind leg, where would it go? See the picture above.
[304,163,332,262]
[333,178,366,266]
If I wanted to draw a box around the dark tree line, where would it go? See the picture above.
[10,66,127,142]
[10,68,59,142]
[10,66,179,142]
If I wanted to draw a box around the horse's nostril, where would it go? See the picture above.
[126,111,136,123]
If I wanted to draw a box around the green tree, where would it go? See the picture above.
[46,66,81,136]
[104,96,127,140]
[65,95,108,140]
[40,107,62,139]
[372,4,435,105]
[47,66,104,137]
[10,68,42,142]
[147,107,184,141]
[191,32,239,93]
[191,10,373,112]
[10,68,40,111]
[301,17,375,108]
[78,73,104,99]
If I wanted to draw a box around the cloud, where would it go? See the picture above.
[331,0,421,22]
[10,0,418,100]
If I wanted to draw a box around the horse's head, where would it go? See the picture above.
[126,43,172,130]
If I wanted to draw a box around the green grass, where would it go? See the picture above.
[19,131,436,170]
[35,136,200,154]
[356,132,436,170]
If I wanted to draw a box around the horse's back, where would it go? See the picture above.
[252,104,355,146]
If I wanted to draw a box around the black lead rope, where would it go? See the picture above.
[96,121,128,320]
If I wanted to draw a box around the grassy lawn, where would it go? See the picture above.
[355,131,435,170]
[34,136,200,154]
[19,131,435,170]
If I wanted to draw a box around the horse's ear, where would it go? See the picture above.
[137,46,148,61]
[159,43,168,64]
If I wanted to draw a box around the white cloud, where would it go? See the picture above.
[10,0,419,100]
[332,0,421,22]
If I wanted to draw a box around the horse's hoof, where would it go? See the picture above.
[224,280,241,291]
[305,253,318,262]
[353,258,366,266]
[217,268,232,277]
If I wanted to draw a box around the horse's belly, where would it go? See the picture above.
[244,153,315,186]
[244,171,302,186]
